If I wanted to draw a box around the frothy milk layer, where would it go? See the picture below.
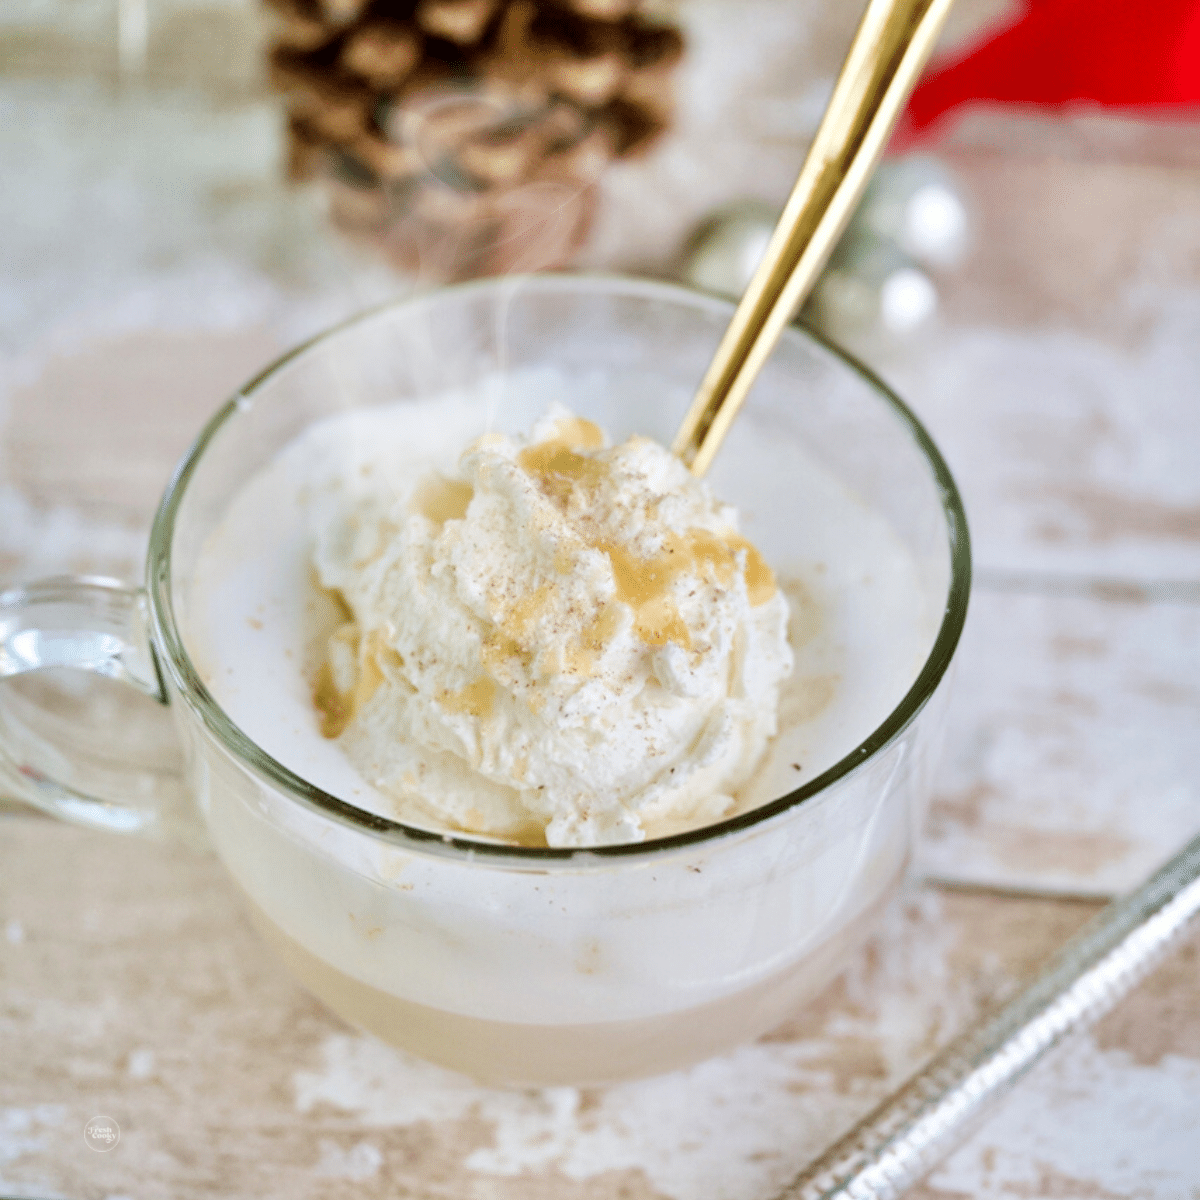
[184,369,934,843]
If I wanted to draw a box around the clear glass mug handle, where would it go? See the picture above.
[0,575,197,841]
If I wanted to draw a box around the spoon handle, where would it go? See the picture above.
[780,830,1200,1198]
[673,0,955,476]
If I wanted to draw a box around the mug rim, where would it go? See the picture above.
[146,273,971,867]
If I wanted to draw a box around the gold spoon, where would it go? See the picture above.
[673,0,956,476]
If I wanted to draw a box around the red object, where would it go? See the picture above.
[893,0,1200,149]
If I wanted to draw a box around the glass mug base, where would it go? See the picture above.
[0,277,970,1086]
[244,867,903,1087]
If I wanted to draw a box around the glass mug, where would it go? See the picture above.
[0,276,969,1086]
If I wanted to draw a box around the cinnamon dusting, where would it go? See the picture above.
[315,420,779,739]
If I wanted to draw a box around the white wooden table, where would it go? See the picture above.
[2,2,1199,1195]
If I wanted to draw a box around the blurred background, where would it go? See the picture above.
[2,0,1199,569]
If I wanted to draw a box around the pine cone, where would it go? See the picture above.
[263,0,684,279]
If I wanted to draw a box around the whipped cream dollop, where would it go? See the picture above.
[310,406,792,847]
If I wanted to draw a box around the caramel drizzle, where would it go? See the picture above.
[516,442,608,508]
[439,675,498,718]
[411,473,474,523]
[562,602,623,676]
[315,622,396,738]
[724,534,777,607]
